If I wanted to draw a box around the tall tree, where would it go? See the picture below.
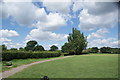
[34,45,45,51]
[25,40,37,51]
[62,28,87,55]
[50,45,58,51]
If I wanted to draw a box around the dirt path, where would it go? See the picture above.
[0,56,72,79]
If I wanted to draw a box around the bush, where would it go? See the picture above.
[3,61,12,66]
[82,50,89,54]
[2,51,61,61]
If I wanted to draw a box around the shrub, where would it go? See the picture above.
[82,50,89,54]
[3,61,12,66]
[2,51,61,61]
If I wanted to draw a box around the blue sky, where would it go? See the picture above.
[0,0,119,49]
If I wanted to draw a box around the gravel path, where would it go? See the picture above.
[0,56,72,79]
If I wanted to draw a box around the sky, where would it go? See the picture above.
[0,0,119,50]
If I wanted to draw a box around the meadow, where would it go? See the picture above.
[1,56,63,72]
[8,54,118,78]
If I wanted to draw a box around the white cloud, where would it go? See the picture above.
[87,28,109,40]
[26,29,68,41]
[1,2,48,26]
[3,42,25,49]
[0,37,11,42]
[42,0,72,14]
[0,29,19,37]
[73,2,118,31]
[2,2,67,31]
[87,28,118,48]
[0,29,22,49]
[72,1,83,12]
[33,13,66,31]
[79,9,117,31]
[87,38,119,48]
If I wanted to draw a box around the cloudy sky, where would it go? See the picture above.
[0,0,119,49]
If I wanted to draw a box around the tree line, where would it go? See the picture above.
[1,41,58,51]
[1,28,119,54]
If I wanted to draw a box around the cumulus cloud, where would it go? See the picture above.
[33,13,66,31]
[73,2,118,31]
[2,42,25,49]
[1,2,48,26]
[26,29,68,41]
[87,38,119,48]
[1,1,67,31]
[0,29,21,49]
[87,28,119,48]
[0,37,11,42]
[0,29,19,37]
[42,0,72,14]
[87,28,109,40]
[1,1,68,47]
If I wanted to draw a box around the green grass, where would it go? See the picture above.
[9,54,118,78]
[1,56,64,72]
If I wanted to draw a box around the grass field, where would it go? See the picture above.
[1,56,63,72]
[9,54,118,78]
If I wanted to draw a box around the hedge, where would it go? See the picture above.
[2,51,61,61]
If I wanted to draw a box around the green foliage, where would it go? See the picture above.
[100,47,111,53]
[62,28,87,55]
[10,48,18,51]
[1,44,7,51]
[82,48,92,53]
[82,49,89,54]
[50,45,58,51]
[3,61,12,66]
[90,47,99,53]
[19,47,24,51]
[110,48,120,54]
[61,43,73,54]
[34,45,45,51]
[2,51,61,61]
[25,40,37,51]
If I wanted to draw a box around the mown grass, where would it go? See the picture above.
[9,54,118,78]
[1,56,64,72]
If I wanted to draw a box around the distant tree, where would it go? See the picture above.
[25,40,37,51]
[50,45,58,51]
[91,47,99,53]
[62,28,87,55]
[100,47,111,53]
[1,44,7,51]
[109,48,120,54]
[10,48,18,50]
[34,45,45,51]
[19,47,24,51]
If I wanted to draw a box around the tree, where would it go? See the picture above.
[10,48,18,50]
[91,47,99,53]
[61,42,75,54]
[50,45,58,51]
[34,45,45,51]
[1,44,7,51]
[19,47,24,51]
[62,28,87,55]
[25,40,37,51]
[100,47,111,53]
